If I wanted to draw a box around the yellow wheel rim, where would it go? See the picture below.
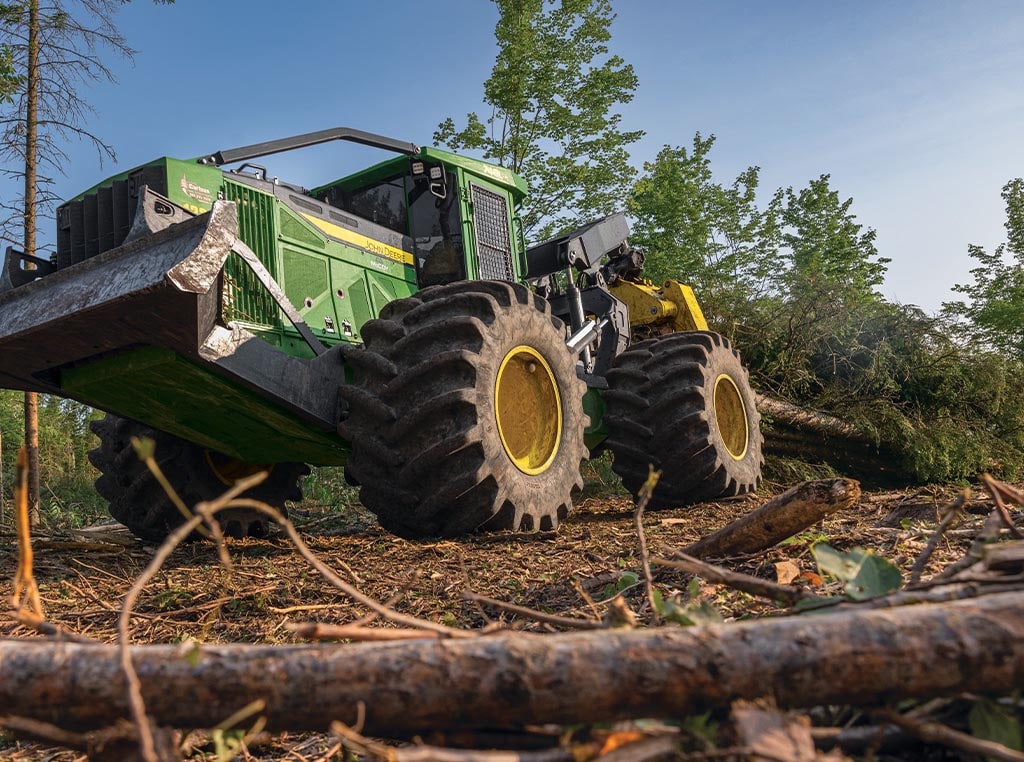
[204,451,271,487]
[714,374,749,461]
[495,346,562,475]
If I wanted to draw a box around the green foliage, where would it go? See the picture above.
[944,179,1024,360]
[969,698,1022,752]
[812,543,902,600]
[0,390,105,527]
[599,570,638,600]
[652,583,723,626]
[0,43,22,102]
[628,134,781,320]
[781,175,889,304]
[435,0,642,238]
[629,134,1024,483]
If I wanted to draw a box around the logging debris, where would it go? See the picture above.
[1,472,1023,760]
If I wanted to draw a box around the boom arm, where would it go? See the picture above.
[198,127,420,167]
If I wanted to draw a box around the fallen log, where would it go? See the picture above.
[681,478,861,559]
[0,592,1021,736]
[755,395,914,485]
[756,395,869,443]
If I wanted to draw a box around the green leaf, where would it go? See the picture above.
[654,589,723,627]
[969,699,1023,752]
[686,577,701,599]
[680,712,718,745]
[599,570,639,601]
[846,551,903,600]
[812,543,902,600]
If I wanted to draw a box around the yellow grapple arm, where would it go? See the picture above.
[608,278,708,333]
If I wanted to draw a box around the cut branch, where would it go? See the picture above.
[680,478,861,559]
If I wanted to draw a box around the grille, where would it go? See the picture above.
[471,184,514,281]
[221,181,279,327]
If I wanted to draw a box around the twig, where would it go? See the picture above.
[909,490,967,584]
[933,507,1005,581]
[635,467,661,625]
[116,471,476,759]
[269,602,339,615]
[981,474,1024,539]
[286,622,447,641]
[875,709,1024,762]
[0,715,92,749]
[231,498,473,639]
[330,719,578,762]
[350,582,415,626]
[571,578,602,620]
[816,580,1024,611]
[462,591,606,630]
[13,608,97,643]
[10,446,43,618]
[134,435,209,536]
[653,552,820,608]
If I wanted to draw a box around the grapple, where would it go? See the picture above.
[0,190,347,464]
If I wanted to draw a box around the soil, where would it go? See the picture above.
[0,477,1010,760]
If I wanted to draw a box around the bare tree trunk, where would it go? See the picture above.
[681,478,861,559]
[0,592,1021,736]
[23,392,38,526]
[22,0,40,527]
[756,395,869,442]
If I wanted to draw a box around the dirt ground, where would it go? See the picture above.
[0,476,1011,760]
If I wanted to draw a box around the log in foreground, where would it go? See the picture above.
[1,593,1022,736]
[682,478,861,559]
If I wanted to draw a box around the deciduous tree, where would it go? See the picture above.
[435,0,642,238]
[944,178,1024,359]
[627,133,782,323]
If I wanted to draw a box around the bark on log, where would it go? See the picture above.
[0,592,1021,736]
[756,395,869,443]
[682,478,861,559]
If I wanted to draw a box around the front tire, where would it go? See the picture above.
[339,281,588,538]
[88,415,307,542]
[604,331,763,508]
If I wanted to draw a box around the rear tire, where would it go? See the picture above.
[339,280,588,538]
[604,331,763,509]
[88,414,307,542]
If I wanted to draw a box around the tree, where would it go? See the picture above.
[0,0,138,248]
[435,0,642,238]
[0,0,166,523]
[943,178,1024,359]
[780,174,889,305]
[627,133,782,323]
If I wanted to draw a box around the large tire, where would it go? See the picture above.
[604,331,763,509]
[339,280,588,538]
[88,414,307,542]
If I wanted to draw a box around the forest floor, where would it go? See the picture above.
[0,473,1013,761]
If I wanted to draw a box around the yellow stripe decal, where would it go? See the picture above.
[299,212,414,266]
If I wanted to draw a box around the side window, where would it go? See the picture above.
[409,172,464,287]
[334,175,408,234]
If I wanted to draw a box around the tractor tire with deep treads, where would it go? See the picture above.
[88,414,307,542]
[339,280,588,538]
[604,330,763,509]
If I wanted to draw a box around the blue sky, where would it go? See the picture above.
[37,0,1024,313]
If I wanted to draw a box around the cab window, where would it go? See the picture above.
[408,172,464,286]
